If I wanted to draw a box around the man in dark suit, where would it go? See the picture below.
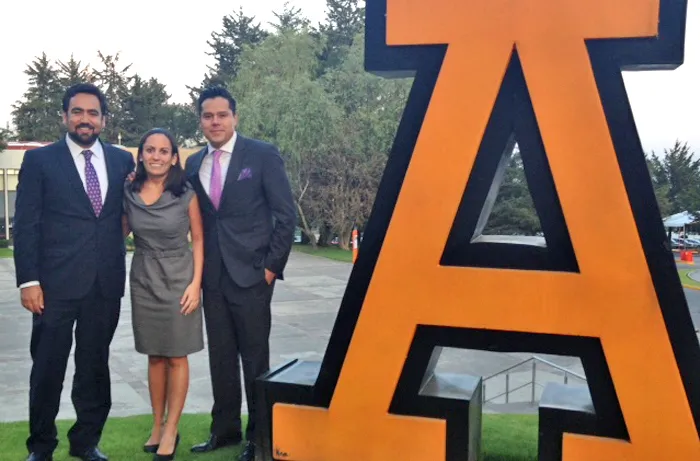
[13,83,135,461]
[185,86,296,461]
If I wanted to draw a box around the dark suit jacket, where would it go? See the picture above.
[185,134,296,290]
[13,138,136,300]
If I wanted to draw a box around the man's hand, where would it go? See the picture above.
[21,286,44,314]
[127,171,136,183]
[265,269,276,285]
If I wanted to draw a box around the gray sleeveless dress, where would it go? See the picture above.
[123,181,204,357]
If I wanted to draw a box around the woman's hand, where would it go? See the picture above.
[180,283,201,315]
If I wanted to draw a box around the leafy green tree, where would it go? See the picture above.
[320,32,411,246]
[229,28,413,249]
[0,127,9,150]
[161,104,200,147]
[121,76,171,144]
[230,29,333,247]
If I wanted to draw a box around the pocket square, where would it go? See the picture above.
[238,168,252,180]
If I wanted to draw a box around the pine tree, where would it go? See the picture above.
[205,7,268,83]
[317,0,365,71]
[57,54,95,87]
[92,51,133,143]
[11,53,63,141]
[270,1,310,33]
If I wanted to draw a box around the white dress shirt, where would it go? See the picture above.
[198,131,237,197]
[66,133,109,203]
[19,135,109,289]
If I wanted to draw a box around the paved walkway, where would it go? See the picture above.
[0,252,352,422]
[0,252,698,422]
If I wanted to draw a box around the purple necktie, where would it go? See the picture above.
[210,149,223,209]
[83,150,103,216]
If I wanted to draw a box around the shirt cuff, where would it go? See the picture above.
[19,281,40,289]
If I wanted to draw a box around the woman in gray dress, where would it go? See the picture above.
[122,128,204,460]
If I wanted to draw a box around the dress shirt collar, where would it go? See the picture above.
[207,131,237,156]
[65,133,103,160]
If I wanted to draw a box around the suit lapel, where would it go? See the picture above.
[101,142,122,215]
[187,147,216,212]
[187,147,207,186]
[219,134,247,210]
[54,138,94,214]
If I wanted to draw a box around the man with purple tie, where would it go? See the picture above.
[13,83,135,461]
[185,86,296,461]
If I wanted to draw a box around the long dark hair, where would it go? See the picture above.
[130,128,188,197]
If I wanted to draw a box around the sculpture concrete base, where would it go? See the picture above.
[538,383,601,461]
[256,359,483,460]
[255,360,319,461]
[418,371,484,461]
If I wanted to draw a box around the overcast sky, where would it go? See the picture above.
[1,0,697,154]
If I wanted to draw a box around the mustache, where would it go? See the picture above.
[76,124,95,130]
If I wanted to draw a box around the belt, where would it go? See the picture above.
[134,247,189,258]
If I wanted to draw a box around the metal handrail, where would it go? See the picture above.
[529,356,586,381]
[481,355,587,405]
[486,381,533,403]
[483,355,586,382]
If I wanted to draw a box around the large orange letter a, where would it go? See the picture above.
[257,1,700,460]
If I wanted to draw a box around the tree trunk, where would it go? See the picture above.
[338,227,352,251]
[296,202,317,250]
[318,223,333,247]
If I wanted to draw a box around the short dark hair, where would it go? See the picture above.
[130,128,188,197]
[197,86,236,115]
[62,83,108,115]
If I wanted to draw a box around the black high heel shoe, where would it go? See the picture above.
[153,433,180,460]
[144,424,164,453]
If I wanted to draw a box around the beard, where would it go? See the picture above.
[68,126,99,147]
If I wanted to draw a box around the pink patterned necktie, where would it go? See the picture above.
[209,149,223,209]
[82,150,103,216]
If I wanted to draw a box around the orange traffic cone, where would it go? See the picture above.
[352,228,359,263]
[680,250,694,264]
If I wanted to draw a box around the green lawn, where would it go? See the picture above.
[0,247,12,258]
[293,243,354,263]
[678,268,700,290]
[0,413,538,460]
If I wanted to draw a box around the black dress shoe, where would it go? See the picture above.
[238,442,255,461]
[190,433,242,453]
[143,443,158,453]
[68,446,108,461]
[26,453,52,461]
